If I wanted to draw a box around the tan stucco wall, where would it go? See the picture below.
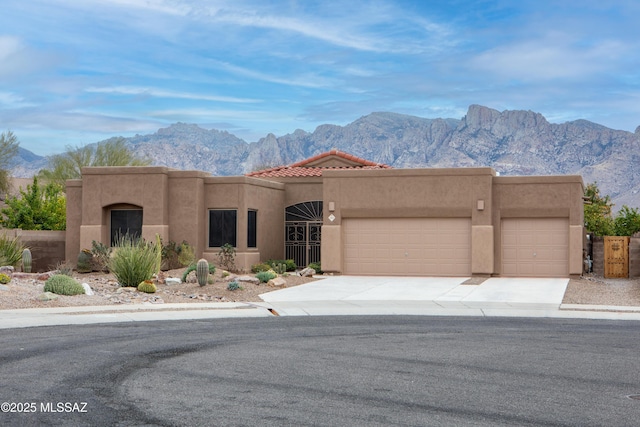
[66,165,584,277]
[321,168,584,276]
[67,167,286,272]
[493,176,584,276]
[201,176,285,270]
[65,180,83,263]
[321,168,496,274]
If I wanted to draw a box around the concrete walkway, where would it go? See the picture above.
[2,276,640,329]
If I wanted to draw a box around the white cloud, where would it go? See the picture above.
[85,86,260,103]
[471,34,628,81]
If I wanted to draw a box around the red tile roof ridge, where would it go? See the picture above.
[288,149,390,168]
[245,150,391,178]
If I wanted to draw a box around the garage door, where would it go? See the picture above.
[501,218,569,277]
[343,218,471,276]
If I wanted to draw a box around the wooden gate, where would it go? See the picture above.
[604,236,629,278]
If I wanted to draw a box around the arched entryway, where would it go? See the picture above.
[285,201,322,268]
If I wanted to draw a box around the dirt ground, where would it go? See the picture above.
[1,269,640,310]
[562,275,640,306]
[0,268,317,310]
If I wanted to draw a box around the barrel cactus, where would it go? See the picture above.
[137,280,157,293]
[22,248,32,273]
[196,258,209,286]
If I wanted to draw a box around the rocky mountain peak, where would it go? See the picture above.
[10,105,640,209]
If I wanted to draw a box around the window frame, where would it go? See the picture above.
[247,209,257,248]
[208,209,238,248]
[110,208,143,246]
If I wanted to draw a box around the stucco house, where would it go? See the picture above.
[66,150,584,277]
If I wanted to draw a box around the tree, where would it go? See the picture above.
[583,182,614,236]
[583,182,640,236]
[0,176,66,230]
[38,138,151,188]
[0,130,20,194]
[613,205,640,237]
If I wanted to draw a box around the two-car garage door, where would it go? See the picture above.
[342,217,570,277]
[343,218,471,276]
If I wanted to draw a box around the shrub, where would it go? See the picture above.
[177,242,195,268]
[217,243,236,272]
[613,206,640,236]
[227,281,242,291]
[137,280,157,293]
[251,263,271,273]
[0,273,10,284]
[266,259,296,272]
[181,263,216,283]
[90,240,111,272]
[0,235,26,267]
[0,177,66,231]
[256,270,277,283]
[44,274,85,295]
[54,261,74,277]
[77,249,93,273]
[108,234,159,287]
[308,262,323,274]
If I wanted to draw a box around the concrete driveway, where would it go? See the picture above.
[259,275,570,316]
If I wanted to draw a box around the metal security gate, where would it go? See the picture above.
[285,201,322,268]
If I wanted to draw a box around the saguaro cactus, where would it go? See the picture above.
[22,248,32,273]
[196,258,209,287]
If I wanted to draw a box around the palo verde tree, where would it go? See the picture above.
[37,137,151,188]
[0,130,20,194]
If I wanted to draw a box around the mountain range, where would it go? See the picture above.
[11,104,640,209]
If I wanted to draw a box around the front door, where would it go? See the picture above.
[285,201,322,268]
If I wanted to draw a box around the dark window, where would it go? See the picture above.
[209,210,237,247]
[111,209,143,245]
[247,210,257,248]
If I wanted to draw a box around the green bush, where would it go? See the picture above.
[77,249,93,273]
[0,177,66,231]
[227,281,242,291]
[90,240,111,272]
[108,234,159,287]
[0,235,26,267]
[161,240,195,270]
[251,263,272,273]
[613,206,640,236]
[0,273,10,284]
[266,259,296,272]
[44,274,85,296]
[137,280,157,293]
[181,263,216,283]
[308,262,323,274]
[256,270,277,283]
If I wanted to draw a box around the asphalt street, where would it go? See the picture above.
[2,316,640,426]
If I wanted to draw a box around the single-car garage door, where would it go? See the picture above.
[501,218,569,277]
[343,218,471,276]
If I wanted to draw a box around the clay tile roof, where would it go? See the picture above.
[246,149,391,178]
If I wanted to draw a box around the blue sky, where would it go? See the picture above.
[1,0,639,156]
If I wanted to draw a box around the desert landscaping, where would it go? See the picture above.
[2,267,640,311]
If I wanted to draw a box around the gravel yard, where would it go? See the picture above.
[0,268,316,310]
[1,270,639,310]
